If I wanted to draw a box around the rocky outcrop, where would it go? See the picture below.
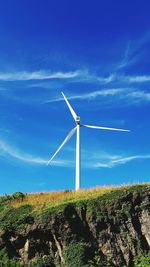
[0,185,150,266]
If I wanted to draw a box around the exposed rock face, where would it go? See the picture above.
[0,186,150,266]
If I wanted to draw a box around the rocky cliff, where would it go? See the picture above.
[0,184,150,266]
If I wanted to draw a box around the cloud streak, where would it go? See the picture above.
[46,88,126,103]
[0,139,149,171]
[0,140,72,167]
[117,42,131,70]
[0,70,81,81]
[46,87,150,106]
[1,68,150,86]
[92,154,150,168]
[125,75,150,83]
[0,69,116,85]
[1,68,150,109]
[99,74,150,84]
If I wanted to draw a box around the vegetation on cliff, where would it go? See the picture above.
[0,183,149,266]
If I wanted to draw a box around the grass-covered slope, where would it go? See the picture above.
[0,183,150,266]
[0,183,149,229]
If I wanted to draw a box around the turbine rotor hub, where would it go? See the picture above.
[76,116,80,124]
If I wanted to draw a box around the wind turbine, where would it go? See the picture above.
[48,92,130,191]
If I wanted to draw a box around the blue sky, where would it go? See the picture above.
[0,0,150,194]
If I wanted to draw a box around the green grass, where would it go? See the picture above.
[0,183,149,230]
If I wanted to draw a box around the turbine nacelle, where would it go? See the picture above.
[76,116,80,125]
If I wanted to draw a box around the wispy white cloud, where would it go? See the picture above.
[82,69,150,85]
[90,153,150,168]
[97,74,115,83]
[1,139,149,170]
[117,42,131,70]
[69,88,126,100]
[0,69,118,85]
[2,68,150,109]
[0,140,72,167]
[74,88,125,99]
[46,88,126,103]
[46,87,150,106]
[116,31,150,71]
[125,75,150,83]
[0,70,81,81]
[126,90,150,102]
[1,68,150,87]
[100,74,150,84]
[97,73,150,84]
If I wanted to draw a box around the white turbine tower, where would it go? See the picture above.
[48,92,130,191]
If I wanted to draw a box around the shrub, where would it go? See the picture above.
[0,194,12,204]
[0,204,32,231]
[63,241,89,267]
[134,251,150,267]
[12,192,25,201]
[29,256,54,267]
[88,254,112,267]
[0,248,22,267]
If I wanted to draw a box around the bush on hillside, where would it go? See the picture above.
[0,248,22,267]
[12,192,25,201]
[63,241,90,267]
[134,251,150,267]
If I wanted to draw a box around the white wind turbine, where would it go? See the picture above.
[48,92,130,191]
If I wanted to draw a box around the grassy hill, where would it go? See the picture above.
[0,183,150,266]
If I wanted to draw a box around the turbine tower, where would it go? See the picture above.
[48,92,130,191]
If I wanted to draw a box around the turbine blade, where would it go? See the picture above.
[61,92,77,121]
[47,126,77,165]
[81,124,130,132]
